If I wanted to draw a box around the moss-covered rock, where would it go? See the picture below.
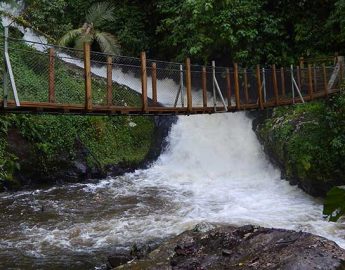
[253,92,345,197]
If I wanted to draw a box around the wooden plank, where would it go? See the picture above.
[272,64,279,105]
[140,52,148,112]
[243,68,249,105]
[233,63,240,110]
[307,64,314,100]
[84,43,92,111]
[185,58,192,112]
[322,63,328,97]
[49,48,55,103]
[202,66,207,109]
[107,56,113,106]
[226,68,232,107]
[256,65,263,110]
[152,62,158,106]
[280,67,286,97]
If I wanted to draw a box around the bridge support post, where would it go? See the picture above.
[185,58,192,113]
[107,56,113,106]
[256,65,264,110]
[140,52,148,112]
[84,43,92,111]
[49,48,55,103]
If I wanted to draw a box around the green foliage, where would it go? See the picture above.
[258,90,345,190]
[59,2,120,54]
[12,115,153,174]
[21,0,345,64]
[323,186,345,222]
[156,0,279,64]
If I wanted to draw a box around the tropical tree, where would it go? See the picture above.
[59,2,120,55]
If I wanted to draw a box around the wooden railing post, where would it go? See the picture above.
[307,64,314,100]
[140,52,148,112]
[107,56,113,106]
[272,64,279,105]
[185,58,192,112]
[49,48,55,103]
[256,65,263,110]
[152,62,158,106]
[280,67,286,97]
[226,68,232,108]
[202,66,207,109]
[322,63,328,97]
[234,63,240,110]
[84,43,92,111]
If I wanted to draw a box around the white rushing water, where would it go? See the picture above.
[1,4,345,268]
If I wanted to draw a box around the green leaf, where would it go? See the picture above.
[323,186,345,222]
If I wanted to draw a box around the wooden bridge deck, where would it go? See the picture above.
[0,88,340,116]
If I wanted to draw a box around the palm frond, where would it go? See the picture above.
[95,31,121,55]
[86,2,115,28]
[74,34,94,51]
[59,28,83,47]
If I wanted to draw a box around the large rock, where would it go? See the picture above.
[113,224,345,270]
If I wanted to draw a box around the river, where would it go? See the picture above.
[1,113,345,269]
[1,3,345,270]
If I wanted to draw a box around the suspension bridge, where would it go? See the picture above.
[1,30,343,116]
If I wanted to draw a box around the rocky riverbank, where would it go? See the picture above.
[1,114,176,191]
[250,92,345,197]
[107,223,345,270]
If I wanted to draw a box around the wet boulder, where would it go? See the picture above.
[114,224,345,270]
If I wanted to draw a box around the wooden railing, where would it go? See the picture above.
[1,39,343,116]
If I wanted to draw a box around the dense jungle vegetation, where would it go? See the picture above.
[22,0,345,66]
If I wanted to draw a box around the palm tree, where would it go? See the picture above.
[59,2,120,55]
